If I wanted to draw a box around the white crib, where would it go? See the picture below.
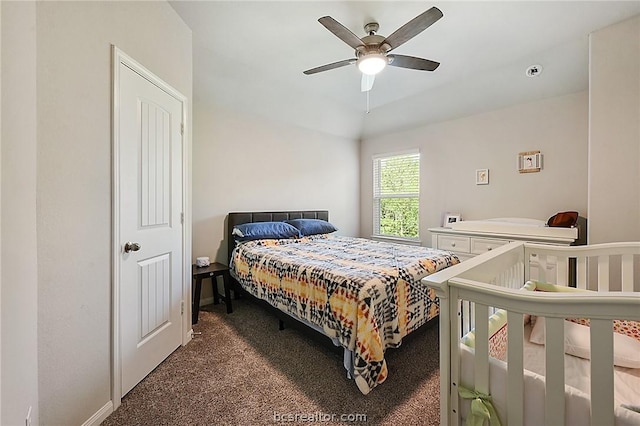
[423,241,640,426]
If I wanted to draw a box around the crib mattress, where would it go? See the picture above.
[521,325,640,407]
[460,325,640,425]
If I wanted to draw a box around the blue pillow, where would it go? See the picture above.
[232,221,301,242]
[285,219,337,236]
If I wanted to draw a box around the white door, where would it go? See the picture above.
[118,62,184,396]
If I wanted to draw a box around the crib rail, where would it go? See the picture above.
[449,279,640,426]
[423,241,640,426]
[425,241,525,425]
[525,242,640,291]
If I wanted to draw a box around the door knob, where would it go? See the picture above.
[124,242,141,253]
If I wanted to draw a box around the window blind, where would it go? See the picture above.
[373,150,420,239]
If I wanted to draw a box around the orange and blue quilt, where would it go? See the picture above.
[231,234,459,394]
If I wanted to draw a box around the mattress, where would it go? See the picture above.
[460,324,640,425]
[230,234,459,394]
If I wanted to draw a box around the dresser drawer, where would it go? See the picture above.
[471,238,509,255]
[437,235,471,253]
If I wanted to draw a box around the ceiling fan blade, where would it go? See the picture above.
[388,54,440,71]
[303,59,356,75]
[318,16,365,50]
[383,7,443,51]
[361,74,375,92]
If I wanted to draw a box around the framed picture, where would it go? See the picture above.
[443,213,461,227]
[476,169,489,185]
[518,151,542,173]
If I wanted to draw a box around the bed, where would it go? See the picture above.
[226,210,460,394]
[423,241,640,425]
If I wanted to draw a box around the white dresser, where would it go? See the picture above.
[429,219,581,261]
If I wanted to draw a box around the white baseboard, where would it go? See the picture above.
[81,400,113,426]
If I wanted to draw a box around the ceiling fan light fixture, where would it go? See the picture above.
[357,53,387,75]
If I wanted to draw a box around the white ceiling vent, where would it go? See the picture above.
[526,64,543,77]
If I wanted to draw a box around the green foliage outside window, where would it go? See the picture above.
[375,153,420,239]
[379,198,419,238]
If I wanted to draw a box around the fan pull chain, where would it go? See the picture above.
[366,90,370,114]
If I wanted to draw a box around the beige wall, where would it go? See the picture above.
[588,15,640,243]
[360,92,589,243]
[35,2,191,424]
[1,2,39,425]
[192,101,360,269]
[1,2,635,424]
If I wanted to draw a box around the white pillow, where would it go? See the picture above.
[530,317,640,368]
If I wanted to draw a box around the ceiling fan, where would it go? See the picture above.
[303,7,443,92]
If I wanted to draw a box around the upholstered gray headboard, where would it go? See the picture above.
[226,210,329,265]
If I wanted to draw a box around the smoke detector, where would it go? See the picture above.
[526,64,543,77]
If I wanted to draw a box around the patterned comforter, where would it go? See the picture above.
[230,234,459,394]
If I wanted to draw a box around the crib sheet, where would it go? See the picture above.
[459,325,640,425]
[520,324,640,407]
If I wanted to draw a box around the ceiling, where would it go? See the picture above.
[170,1,640,140]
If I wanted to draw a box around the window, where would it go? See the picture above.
[373,150,420,240]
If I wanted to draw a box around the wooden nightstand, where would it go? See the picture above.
[192,262,232,324]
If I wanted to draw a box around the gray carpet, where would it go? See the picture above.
[102,298,441,425]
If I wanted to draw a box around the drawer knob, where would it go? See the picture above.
[451,242,456,247]
[488,247,492,251]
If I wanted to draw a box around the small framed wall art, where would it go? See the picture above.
[518,150,542,173]
[476,169,489,185]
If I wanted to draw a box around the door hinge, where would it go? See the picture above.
[180,212,184,224]
[180,123,184,135]
[181,301,184,315]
